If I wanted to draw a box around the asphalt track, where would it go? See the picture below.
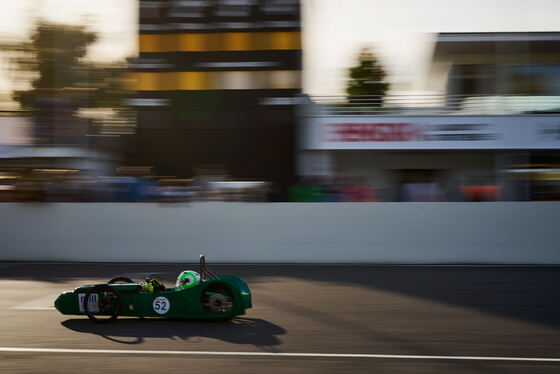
[1,263,560,373]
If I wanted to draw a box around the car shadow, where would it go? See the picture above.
[61,317,285,348]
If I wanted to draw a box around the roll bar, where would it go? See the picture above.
[199,254,217,281]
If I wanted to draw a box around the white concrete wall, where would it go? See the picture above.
[0,202,559,263]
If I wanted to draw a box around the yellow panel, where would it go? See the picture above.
[161,34,178,52]
[223,33,252,51]
[250,32,269,50]
[139,34,170,52]
[271,32,301,50]
[127,71,300,90]
[159,72,179,90]
[178,33,208,52]
[126,72,162,91]
[138,34,161,53]
[139,32,301,52]
[210,33,224,51]
[178,72,213,90]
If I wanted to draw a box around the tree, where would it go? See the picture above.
[1,22,131,140]
[4,22,96,108]
[346,49,389,105]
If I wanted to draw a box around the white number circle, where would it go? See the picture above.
[153,296,170,314]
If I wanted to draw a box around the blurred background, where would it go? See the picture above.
[0,0,559,203]
[2,4,560,372]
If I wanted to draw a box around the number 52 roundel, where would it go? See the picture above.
[152,296,170,314]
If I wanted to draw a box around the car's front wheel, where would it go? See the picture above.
[84,284,121,323]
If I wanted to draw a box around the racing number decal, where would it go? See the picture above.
[153,296,170,314]
[78,293,99,313]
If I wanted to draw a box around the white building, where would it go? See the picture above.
[298,32,560,201]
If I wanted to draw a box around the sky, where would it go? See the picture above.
[302,0,560,95]
[0,0,137,61]
[0,0,560,102]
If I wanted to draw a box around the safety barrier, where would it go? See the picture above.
[0,202,558,263]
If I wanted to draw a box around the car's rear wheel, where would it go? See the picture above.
[108,276,133,284]
[84,284,120,323]
[201,284,234,315]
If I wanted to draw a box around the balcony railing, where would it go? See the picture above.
[308,94,560,116]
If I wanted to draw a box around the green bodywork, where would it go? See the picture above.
[54,275,252,319]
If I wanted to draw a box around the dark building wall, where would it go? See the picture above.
[129,0,301,198]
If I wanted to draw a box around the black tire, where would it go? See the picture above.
[84,284,120,323]
[201,284,234,315]
[108,276,133,284]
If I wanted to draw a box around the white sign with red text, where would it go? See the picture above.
[303,115,560,150]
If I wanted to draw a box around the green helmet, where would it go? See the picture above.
[176,270,200,290]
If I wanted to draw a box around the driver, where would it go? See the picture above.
[175,270,201,290]
[144,275,165,292]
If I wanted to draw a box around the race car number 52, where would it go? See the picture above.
[153,296,170,314]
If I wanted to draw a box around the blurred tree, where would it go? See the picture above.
[1,22,132,139]
[346,49,389,105]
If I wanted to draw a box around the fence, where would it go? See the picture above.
[309,94,560,116]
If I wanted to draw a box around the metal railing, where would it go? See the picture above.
[308,94,560,116]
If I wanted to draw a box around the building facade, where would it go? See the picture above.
[298,32,560,202]
[128,0,302,199]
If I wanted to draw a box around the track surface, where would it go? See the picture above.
[1,263,560,373]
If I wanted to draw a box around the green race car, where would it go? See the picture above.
[54,255,252,323]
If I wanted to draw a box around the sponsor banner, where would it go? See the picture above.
[303,115,560,150]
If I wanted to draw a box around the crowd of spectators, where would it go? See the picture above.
[0,171,271,203]
[289,178,385,202]
[288,177,506,202]
[1,169,554,202]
